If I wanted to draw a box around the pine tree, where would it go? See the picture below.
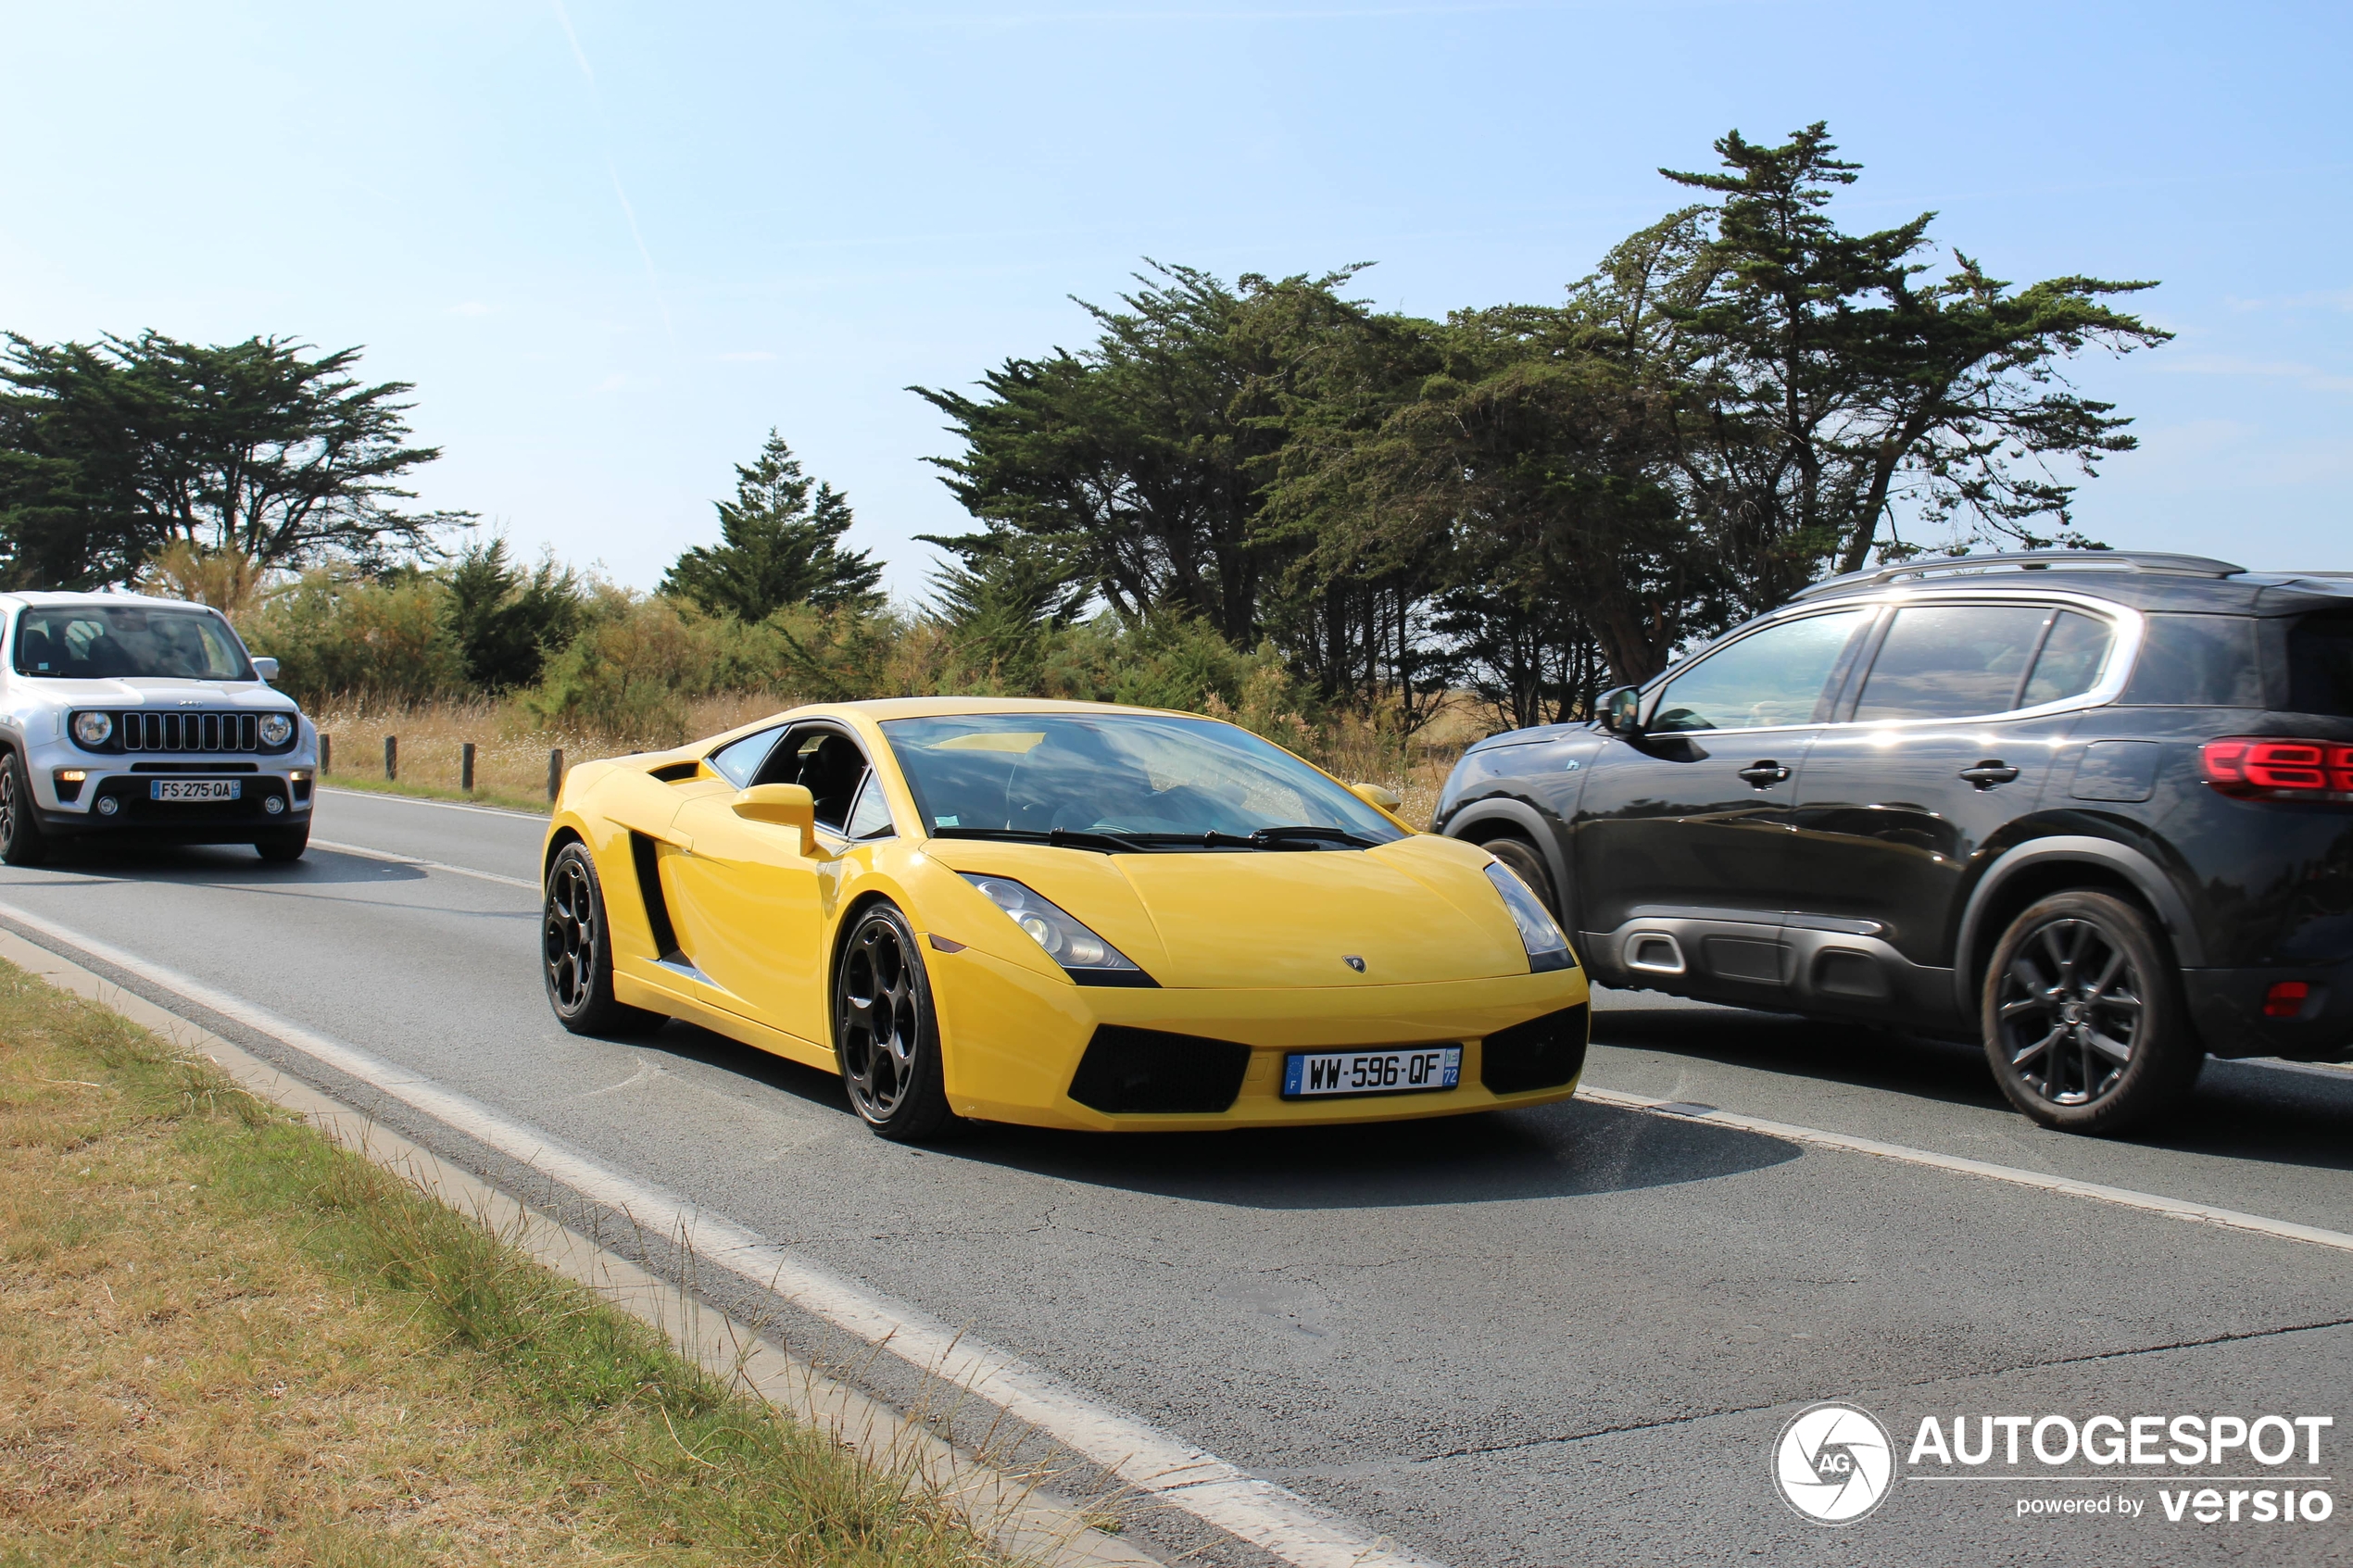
[662,433,883,621]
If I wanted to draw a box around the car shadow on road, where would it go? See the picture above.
[1592,994,2353,1175]
[638,1017,1799,1208]
[24,843,425,888]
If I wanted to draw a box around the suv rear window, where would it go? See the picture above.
[2287,614,2353,717]
[2120,614,2264,707]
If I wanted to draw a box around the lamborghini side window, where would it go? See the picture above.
[707,725,784,787]
[843,773,895,840]
[761,728,871,831]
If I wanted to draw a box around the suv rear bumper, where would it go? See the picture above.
[2183,965,2353,1062]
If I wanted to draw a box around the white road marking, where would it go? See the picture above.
[318,784,547,822]
[0,898,1445,1568]
[309,838,539,891]
[1579,1085,2353,1255]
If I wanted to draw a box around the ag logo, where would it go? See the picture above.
[1772,1402,1895,1524]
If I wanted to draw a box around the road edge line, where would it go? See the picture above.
[0,898,1445,1568]
[0,922,1158,1568]
[1579,1085,2353,1254]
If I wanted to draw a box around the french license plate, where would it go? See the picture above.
[148,780,240,802]
[1282,1045,1461,1098]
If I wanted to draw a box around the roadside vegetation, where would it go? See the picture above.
[0,122,2169,776]
[0,960,1016,1567]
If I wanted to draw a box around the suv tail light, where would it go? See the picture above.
[2201,737,2353,801]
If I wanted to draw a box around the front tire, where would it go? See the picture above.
[0,751,53,867]
[254,825,309,862]
[835,902,955,1142]
[543,842,664,1037]
[1982,891,2200,1135]
[1482,834,1560,919]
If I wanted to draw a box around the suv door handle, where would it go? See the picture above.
[1737,761,1791,787]
[1960,761,2020,788]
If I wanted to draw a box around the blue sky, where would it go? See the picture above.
[2,1,2346,599]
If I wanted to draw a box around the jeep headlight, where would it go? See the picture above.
[71,711,113,747]
[962,873,1141,975]
[1485,861,1575,973]
[258,713,295,746]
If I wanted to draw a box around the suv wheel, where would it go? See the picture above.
[1982,891,2199,1135]
[0,751,53,867]
[1482,835,1561,919]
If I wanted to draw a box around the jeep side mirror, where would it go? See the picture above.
[1598,685,1642,735]
[251,657,280,683]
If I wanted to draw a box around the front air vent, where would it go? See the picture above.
[1479,1004,1590,1096]
[93,710,294,754]
[1067,1026,1252,1114]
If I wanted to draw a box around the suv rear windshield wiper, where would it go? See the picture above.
[927,825,1153,855]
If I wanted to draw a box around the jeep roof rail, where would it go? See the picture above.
[1792,550,2247,601]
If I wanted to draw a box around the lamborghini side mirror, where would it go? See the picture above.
[1599,685,1643,736]
[734,783,825,859]
[1349,782,1403,813]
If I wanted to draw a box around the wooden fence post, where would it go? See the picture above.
[460,742,476,793]
[320,734,332,774]
[547,748,564,802]
[384,735,397,782]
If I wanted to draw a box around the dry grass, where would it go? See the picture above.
[0,964,1016,1568]
[308,691,1479,830]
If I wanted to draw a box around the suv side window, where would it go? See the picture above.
[2020,610,2116,707]
[1649,609,1871,734]
[1852,605,2052,721]
[2121,613,2265,707]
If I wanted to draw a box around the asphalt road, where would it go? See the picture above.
[9,785,2350,1566]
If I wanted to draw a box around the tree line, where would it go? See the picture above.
[0,124,2170,733]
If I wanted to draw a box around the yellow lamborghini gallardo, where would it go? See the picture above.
[540,698,1589,1140]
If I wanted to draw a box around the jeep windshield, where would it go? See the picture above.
[12,606,254,681]
[879,712,1406,850]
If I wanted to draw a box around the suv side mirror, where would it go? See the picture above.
[1598,685,1643,735]
[251,657,280,683]
[733,783,826,859]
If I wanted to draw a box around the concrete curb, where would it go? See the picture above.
[0,926,1160,1568]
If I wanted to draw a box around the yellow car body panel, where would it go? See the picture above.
[544,697,1590,1132]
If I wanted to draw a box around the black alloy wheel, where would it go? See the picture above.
[0,751,52,867]
[1982,890,2199,1135]
[542,842,663,1036]
[1482,835,1560,918]
[835,902,954,1142]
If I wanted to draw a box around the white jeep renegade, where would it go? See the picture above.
[0,591,316,865]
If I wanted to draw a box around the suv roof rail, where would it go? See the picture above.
[1792,550,2246,601]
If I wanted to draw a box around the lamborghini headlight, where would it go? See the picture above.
[258,712,295,746]
[962,874,1141,975]
[1485,861,1575,973]
[72,711,113,747]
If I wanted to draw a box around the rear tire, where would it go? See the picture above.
[1482,835,1560,918]
[834,902,956,1142]
[542,842,665,1037]
[0,752,53,867]
[1982,890,2200,1135]
[254,825,309,862]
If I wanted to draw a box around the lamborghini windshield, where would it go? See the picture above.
[879,712,1406,850]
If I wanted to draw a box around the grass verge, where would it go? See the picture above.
[0,960,1015,1567]
[315,773,552,816]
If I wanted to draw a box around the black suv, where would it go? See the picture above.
[1435,551,2353,1134]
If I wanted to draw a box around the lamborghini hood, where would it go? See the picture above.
[929,834,1531,988]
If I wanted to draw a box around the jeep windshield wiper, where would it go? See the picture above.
[927,825,1153,854]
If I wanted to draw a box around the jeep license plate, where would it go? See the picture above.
[148,780,241,802]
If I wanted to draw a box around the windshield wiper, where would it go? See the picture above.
[1250,824,1382,849]
[928,825,1152,855]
